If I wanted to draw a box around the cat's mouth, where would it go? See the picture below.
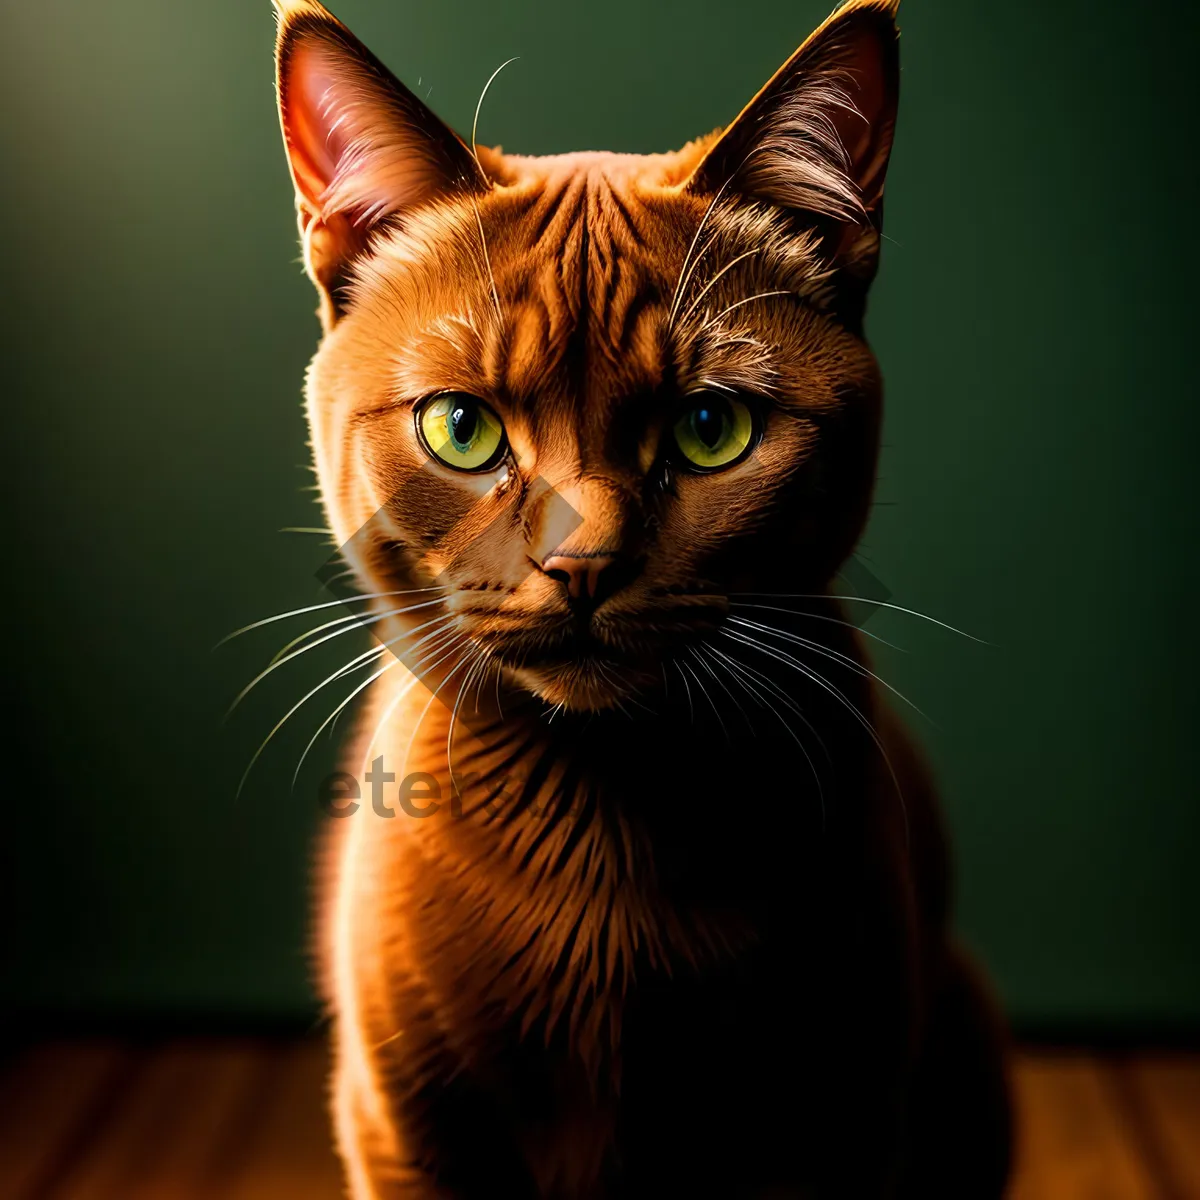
[483,633,638,680]
[478,608,721,664]
[475,610,725,712]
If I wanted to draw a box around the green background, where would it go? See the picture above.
[2,0,1196,1034]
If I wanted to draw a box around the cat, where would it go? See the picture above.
[271,0,1012,1195]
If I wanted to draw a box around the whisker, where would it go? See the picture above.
[217,587,443,647]
[354,627,476,779]
[681,656,727,739]
[729,601,904,650]
[236,616,457,798]
[730,592,987,643]
[268,606,401,667]
[702,642,826,823]
[666,138,799,334]
[731,615,878,681]
[326,619,456,739]
[317,566,360,591]
[595,659,651,717]
[470,57,520,179]
[470,195,503,327]
[673,659,696,724]
[294,625,463,787]
[397,643,476,782]
[700,289,795,333]
[689,645,750,733]
[236,645,385,800]
[447,644,493,801]
[465,59,518,328]
[358,665,425,779]
[728,616,929,724]
[668,228,720,329]
[593,659,633,720]
[705,648,830,768]
[667,191,731,330]
[292,659,403,789]
[676,247,766,331]
[723,628,879,752]
[493,656,506,720]
[471,648,494,717]
[227,598,449,716]
[722,627,906,839]
[707,639,833,764]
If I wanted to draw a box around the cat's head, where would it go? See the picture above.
[273,0,899,712]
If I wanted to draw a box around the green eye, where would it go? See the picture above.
[418,393,506,472]
[672,392,757,472]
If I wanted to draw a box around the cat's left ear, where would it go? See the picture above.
[273,0,485,329]
[685,0,900,284]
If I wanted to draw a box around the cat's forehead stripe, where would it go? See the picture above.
[491,163,671,414]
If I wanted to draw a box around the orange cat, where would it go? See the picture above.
[271,1,1012,1195]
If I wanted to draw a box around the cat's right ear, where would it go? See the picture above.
[273,0,483,329]
[681,0,900,300]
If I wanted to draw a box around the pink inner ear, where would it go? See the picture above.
[281,34,455,224]
[284,44,345,206]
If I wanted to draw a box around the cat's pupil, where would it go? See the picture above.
[449,401,478,448]
[691,400,727,449]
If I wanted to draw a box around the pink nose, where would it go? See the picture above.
[541,554,618,604]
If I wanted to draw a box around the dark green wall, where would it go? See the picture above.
[2,0,1196,1032]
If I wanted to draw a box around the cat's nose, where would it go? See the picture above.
[541,553,633,609]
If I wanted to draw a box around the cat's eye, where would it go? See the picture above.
[671,392,758,472]
[417,393,507,472]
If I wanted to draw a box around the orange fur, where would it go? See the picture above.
[271,2,1012,1195]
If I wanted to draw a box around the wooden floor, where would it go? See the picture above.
[0,1040,1197,1198]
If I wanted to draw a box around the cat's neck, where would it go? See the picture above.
[368,630,877,899]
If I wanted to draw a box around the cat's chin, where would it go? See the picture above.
[510,660,650,714]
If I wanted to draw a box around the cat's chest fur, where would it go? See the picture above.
[323,673,917,1194]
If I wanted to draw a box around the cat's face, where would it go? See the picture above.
[274,0,899,711]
